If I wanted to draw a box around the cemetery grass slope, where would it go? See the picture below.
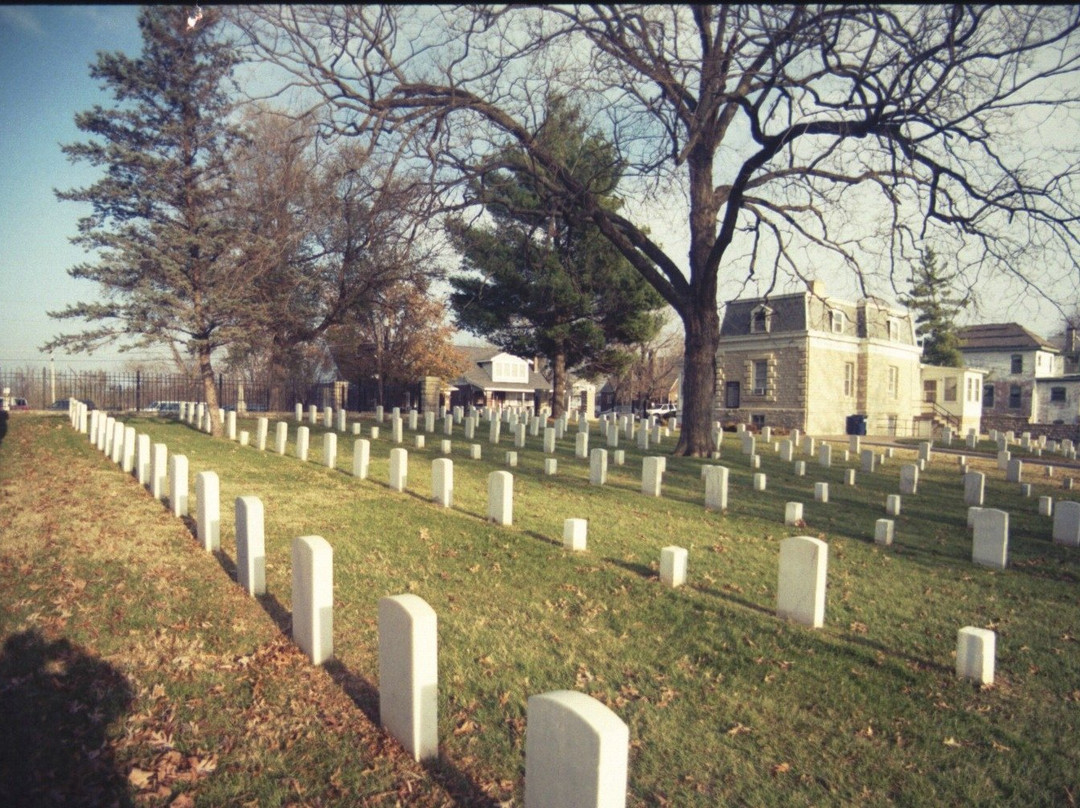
[4,413,1080,806]
[0,417,468,806]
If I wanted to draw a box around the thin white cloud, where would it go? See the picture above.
[64,5,132,33]
[0,6,46,36]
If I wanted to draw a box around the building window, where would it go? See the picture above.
[924,380,937,404]
[984,384,995,408]
[751,414,766,428]
[1009,385,1022,409]
[1051,386,1067,402]
[725,381,741,408]
[830,309,845,334]
[966,378,974,402]
[887,319,900,341]
[888,365,899,399]
[751,305,773,334]
[752,360,768,395]
[1011,354,1023,374]
[844,362,855,397]
[944,378,957,402]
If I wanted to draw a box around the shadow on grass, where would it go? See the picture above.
[0,630,135,807]
[248,593,500,804]
[524,530,561,548]
[604,557,657,580]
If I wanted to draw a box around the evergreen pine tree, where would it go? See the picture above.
[47,7,246,435]
[901,249,967,367]
[446,97,665,416]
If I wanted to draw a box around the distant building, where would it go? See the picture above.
[714,281,933,435]
[956,323,1063,430]
[448,347,552,412]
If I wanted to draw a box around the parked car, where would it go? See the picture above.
[49,398,96,410]
[144,401,182,414]
[645,402,678,418]
[8,397,29,411]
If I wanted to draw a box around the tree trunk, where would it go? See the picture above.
[198,347,223,437]
[674,301,719,457]
[550,352,567,418]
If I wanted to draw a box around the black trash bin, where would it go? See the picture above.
[846,414,867,436]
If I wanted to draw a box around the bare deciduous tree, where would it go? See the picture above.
[234,5,1080,454]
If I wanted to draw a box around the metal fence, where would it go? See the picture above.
[0,367,421,414]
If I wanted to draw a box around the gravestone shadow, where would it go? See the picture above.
[0,630,136,807]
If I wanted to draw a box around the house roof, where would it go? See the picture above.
[956,323,1058,353]
[719,290,915,343]
[452,345,552,392]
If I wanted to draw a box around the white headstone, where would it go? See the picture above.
[136,433,151,485]
[389,448,408,492]
[972,508,1009,569]
[874,519,894,546]
[885,494,901,516]
[544,458,558,476]
[956,626,995,685]
[814,482,829,503]
[589,448,608,486]
[660,546,687,588]
[784,502,804,526]
[819,444,832,468]
[1006,459,1023,484]
[353,439,370,479]
[1052,500,1080,546]
[168,454,189,517]
[195,471,220,552]
[704,466,729,511]
[431,458,453,508]
[576,432,589,460]
[292,535,333,664]
[641,457,663,497]
[296,426,310,462]
[151,443,168,501]
[963,472,985,506]
[257,418,269,451]
[753,472,767,491]
[488,471,513,525]
[564,518,587,551]
[524,691,628,808]
[776,536,828,628]
[323,432,338,469]
[378,594,438,761]
[1039,496,1054,517]
[275,422,288,455]
[235,496,266,596]
[899,464,918,495]
[861,449,877,474]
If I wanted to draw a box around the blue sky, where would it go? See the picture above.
[0,5,1076,376]
[0,5,146,370]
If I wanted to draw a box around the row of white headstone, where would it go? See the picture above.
[73,402,634,807]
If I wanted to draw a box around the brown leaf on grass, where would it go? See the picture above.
[726,722,751,736]
[128,767,154,789]
[454,719,479,736]
[771,762,791,775]
[170,794,195,808]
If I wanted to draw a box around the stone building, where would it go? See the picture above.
[714,281,926,436]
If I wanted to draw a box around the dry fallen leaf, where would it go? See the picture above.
[128,767,154,789]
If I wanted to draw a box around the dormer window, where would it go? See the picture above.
[887,318,900,341]
[829,309,845,334]
[751,305,773,334]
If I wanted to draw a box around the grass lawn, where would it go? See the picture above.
[3,411,1079,806]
